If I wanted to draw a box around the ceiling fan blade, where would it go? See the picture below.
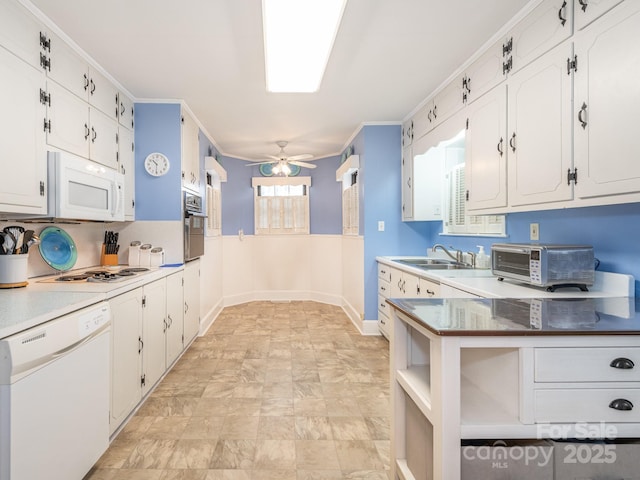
[289,160,317,169]
[267,155,282,161]
[287,154,313,161]
[245,160,277,166]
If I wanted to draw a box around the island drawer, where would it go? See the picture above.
[534,388,640,423]
[378,263,391,283]
[534,347,640,382]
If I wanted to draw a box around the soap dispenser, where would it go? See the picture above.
[476,245,490,269]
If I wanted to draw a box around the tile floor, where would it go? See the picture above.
[85,301,391,480]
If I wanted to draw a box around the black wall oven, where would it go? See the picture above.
[184,192,205,262]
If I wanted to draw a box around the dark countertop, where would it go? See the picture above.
[386,297,640,336]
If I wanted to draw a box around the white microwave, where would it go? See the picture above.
[47,151,125,222]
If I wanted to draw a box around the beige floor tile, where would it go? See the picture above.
[220,415,260,439]
[182,416,225,440]
[144,416,190,440]
[294,417,333,440]
[159,470,209,480]
[295,470,343,480]
[295,440,340,470]
[253,439,296,469]
[257,416,296,439]
[329,417,372,440]
[294,397,327,416]
[123,439,179,469]
[209,439,256,469]
[166,439,218,469]
[334,440,385,471]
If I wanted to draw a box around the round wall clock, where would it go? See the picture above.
[144,152,170,177]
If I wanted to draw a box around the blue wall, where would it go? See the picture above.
[357,125,437,321]
[220,155,343,236]
[134,103,183,221]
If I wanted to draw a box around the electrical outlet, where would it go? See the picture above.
[530,223,539,241]
[378,221,385,232]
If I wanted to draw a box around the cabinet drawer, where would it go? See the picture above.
[535,388,640,423]
[378,263,391,283]
[379,278,391,297]
[535,347,640,382]
[378,295,391,318]
[378,308,390,338]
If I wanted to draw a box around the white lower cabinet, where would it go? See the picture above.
[166,272,185,368]
[183,259,200,344]
[109,273,189,435]
[109,288,143,435]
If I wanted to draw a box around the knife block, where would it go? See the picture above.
[100,245,118,266]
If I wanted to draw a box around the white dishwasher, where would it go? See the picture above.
[0,302,111,480]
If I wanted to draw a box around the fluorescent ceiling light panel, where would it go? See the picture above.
[263,0,347,92]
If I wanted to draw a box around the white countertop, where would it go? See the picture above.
[376,256,635,298]
[0,265,183,339]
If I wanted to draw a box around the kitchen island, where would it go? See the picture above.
[387,296,640,480]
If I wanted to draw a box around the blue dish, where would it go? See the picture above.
[38,227,78,271]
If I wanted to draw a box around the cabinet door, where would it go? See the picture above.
[46,80,90,158]
[109,288,143,434]
[118,127,135,220]
[89,106,118,170]
[118,91,134,130]
[390,268,405,297]
[432,75,465,127]
[0,0,45,70]
[88,67,118,120]
[465,85,507,211]
[183,260,200,344]
[507,41,573,207]
[574,1,640,199]
[166,272,184,367]
[402,118,414,147]
[142,279,167,396]
[0,49,47,214]
[404,272,422,297]
[507,0,574,75]
[574,0,624,30]
[411,132,444,221]
[181,110,200,192]
[420,278,440,298]
[401,145,413,220]
[47,32,89,101]
[464,40,505,104]
[412,101,434,139]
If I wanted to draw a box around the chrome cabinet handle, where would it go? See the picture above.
[497,137,504,157]
[578,102,588,129]
[138,336,143,354]
[609,398,633,411]
[84,74,89,91]
[84,123,90,140]
[610,357,635,369]
[509,132,516,153]
[578,0,588,12]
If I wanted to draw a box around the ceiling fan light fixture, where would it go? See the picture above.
[263,0,347,93]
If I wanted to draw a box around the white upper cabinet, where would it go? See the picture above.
[401,118,413,147]
[504,0,574,76]
[46,80,90,158]
[88,67,119,120]
[0,0,45,70]
[463,40,505,104]
[401,145,413,220]
[573,0,640,199]
[181,108,200,193]
[431,74,465,128]
[118,91,134,131]
[411,102,433,140]
[574,0,625,30]
[0,47,47,214]
[507,41,574,207]
[465,85,508,211]
[119,127,135,220]
[89,106,118,170]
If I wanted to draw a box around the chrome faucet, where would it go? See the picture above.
[431,244,462,263]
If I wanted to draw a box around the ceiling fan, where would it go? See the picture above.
[247,141,316,175]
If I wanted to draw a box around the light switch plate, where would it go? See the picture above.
[530,223,539,241]
[378,221,385,232]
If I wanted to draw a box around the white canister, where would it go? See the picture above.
[0,254,29,286]
[128,241,141,266]
[150,247,165,267]
[139,244,152,267]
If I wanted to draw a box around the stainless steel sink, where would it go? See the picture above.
[395,258,473,270]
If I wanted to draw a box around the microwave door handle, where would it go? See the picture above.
[111,182,121,217]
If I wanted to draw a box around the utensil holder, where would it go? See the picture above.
[100,245,118,266]
[0,254,29,288]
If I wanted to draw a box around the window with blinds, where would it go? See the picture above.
[253,177,310,234]
[444,164,505,235]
